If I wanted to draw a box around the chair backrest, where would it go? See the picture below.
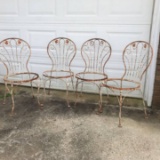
[0,38,31,75]
[122,41,153,81]
[81,38,111,73]
[47,37,76,71]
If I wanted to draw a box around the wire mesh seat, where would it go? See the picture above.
[75,38,112,105]
[100,41,153,127]
[42,37,76,107]
[0,38,42,115]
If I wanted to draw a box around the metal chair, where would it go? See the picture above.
[99,41,153,127]
[75,38,112,107]
[42,37,76,107]
[0,38,42,115]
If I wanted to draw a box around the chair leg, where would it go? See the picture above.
[118,93,123,128]
[48,79,52,95]
[36,80,43,108]
[43,79,48,102]
[10,84,15,116]
[139,90,148,119]
[71,76,74,90]
[98,86,103,113]
[74,78,79,106]
[142,99,148,119]
[3,82,7,105]
[66,82,70,107]
[80,80,84,96]
[30,81,34,98]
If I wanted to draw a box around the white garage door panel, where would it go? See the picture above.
[30,49,47,58]
[0,0,153,25]
[64,25,150,68]
[28,30,56,49]
[29,63,51,76]
[0,25,150,71]
[0,29,20,40]
[65,30,97,50]
[102,25,150,51]
[29,56,51,65]
[28,0,56,15]
[66,0,98,15]
[0,0,153,98]
[65,0,153,24]
[0,0,18,15]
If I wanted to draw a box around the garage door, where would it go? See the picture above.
[0,0,154,97]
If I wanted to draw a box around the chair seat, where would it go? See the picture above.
[4,72,39,84]
[43,70,74,79]
[102,78,140,91]
[76,72,108,81]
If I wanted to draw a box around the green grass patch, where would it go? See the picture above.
[0,93,11,99]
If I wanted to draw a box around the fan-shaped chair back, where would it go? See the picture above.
[47,37,76,71]
[0,38,31,75]
[122,41,153,81]
[81,38,111,73]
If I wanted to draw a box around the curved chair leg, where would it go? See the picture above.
[66,81,70,107]
[71,76,74,91]
[142,99,148,119]
[118,93,123,128]
[139,90,148,119]
[98,86,103,113]
[74,78,79,106]
[43,79,48,102]
[80,80,84,97]
[29,80,35,98]
[36,81,43,108]
[10,84,15,116]
[48,78,52,95]
[142,99,148,118]
[3,82,8,105]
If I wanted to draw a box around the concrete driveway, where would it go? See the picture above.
[0,88,160,160]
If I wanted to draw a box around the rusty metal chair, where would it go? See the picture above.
[0,38,42,115]
[99,41,153,127]
[75,38,112,106]
[42,37,76,107]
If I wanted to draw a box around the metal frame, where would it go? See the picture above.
[100,41,153,127]
[0,38,42,115]
[75,38,112,105]
[42,37,76,107]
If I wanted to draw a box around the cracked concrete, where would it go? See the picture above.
[0,87,160,160]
